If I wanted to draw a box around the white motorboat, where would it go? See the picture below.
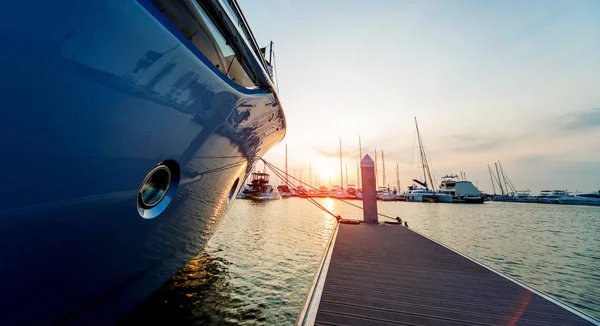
[406,187,452,203]
[514,191,537,203]
[243,172,281,201]
[438,175,485,204]
[537,190,569,204]
[377,187,396,201]
[557,191,600,206]
[395,192,406,201]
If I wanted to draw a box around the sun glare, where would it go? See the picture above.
[316,161,337,184]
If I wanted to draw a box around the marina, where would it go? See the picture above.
[1,0,598,324]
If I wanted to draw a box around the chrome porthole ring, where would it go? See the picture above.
[137,161,180,219]
[139,165,171,208]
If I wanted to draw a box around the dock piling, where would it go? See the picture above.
[360,155,378,224]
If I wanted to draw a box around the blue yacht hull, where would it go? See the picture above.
[0,0,285,324]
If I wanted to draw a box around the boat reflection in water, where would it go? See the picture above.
[0,0,284,324]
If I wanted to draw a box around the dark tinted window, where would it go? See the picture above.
[152,0,257,88]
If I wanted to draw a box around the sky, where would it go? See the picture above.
[240,0,600,194]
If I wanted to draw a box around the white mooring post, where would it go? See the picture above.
[361,155,378,223]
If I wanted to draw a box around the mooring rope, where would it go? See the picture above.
[260,158,402,223]
[261,159,342,221]
[198,155,404,224]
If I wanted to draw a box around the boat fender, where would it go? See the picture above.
[396,216,402,224]
[404,221,409,227]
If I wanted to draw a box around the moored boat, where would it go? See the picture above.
[537,190,569,204]
[377,187,397,201]
[514,191,537,203]
[438,175,485,204]
[317,186,330,197]
[277,184,292,198]
[406,186,452,203]
[405,118,454,204]
[557,191,600,206]
[346,184,359,199]
[243,173,281,200]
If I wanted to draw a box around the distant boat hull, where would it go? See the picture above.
[459,196,486,204]
[247,193,282,200]
[557,196,600,206]
[406,191,452,203]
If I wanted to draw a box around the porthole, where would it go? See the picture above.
[137,160,180,219]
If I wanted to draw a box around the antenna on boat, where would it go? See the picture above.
[285,144,289,185]
[267,41,280,92]
[309,163,312,188]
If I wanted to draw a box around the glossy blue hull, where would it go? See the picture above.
[0,0,285,324]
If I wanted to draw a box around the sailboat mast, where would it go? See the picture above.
[339,137,343,190]
[285,144,288,185]
[415,117,429,190]
[374,149,378,188]
[499,161,516,194]
[309,163,312,188]
[396,163,401,191]
[356,162,360,189]
[495,162,505,195]
[488,164,497,195]
[358,136,362,189]
[345,165,348,188]
[382,151,387,188]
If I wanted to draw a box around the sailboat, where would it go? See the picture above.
[333,137,351,199]
[377,151,396,201]
[406,118,452,203]
[395,163,406,201]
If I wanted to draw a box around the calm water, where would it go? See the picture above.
[127,199,600,324]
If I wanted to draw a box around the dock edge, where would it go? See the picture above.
[295,221,340,325]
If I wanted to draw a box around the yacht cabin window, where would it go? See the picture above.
[151,0,258,88]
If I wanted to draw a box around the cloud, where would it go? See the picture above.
[448,134,513,152]
[557,107,600,131]
[314,148,357,159]
[513,154,558,166]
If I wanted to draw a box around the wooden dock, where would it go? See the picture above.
[297,222,598,326]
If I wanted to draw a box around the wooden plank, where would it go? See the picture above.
[301,223,598,326]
